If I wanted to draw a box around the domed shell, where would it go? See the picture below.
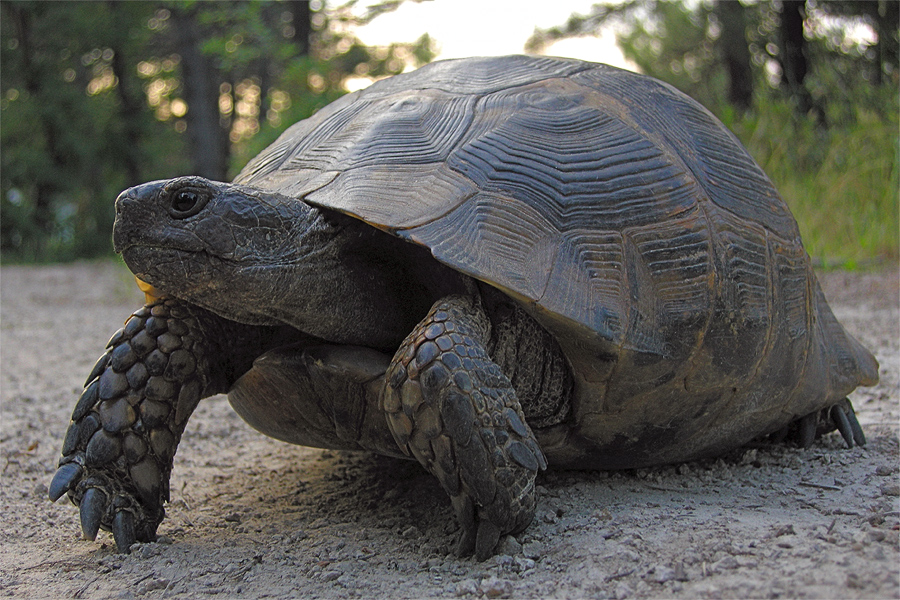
[236,56,873,406]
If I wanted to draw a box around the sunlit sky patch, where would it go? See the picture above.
[346,0,633,90]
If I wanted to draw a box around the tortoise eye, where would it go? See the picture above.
[168,188,209,219]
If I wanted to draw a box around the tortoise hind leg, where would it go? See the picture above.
[767,398,866,449]
[383,295,547,560]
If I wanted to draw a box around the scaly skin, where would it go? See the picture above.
[49,298,220,551]
[383,295,548,560]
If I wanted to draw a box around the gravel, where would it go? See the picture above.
[1,261,897,599]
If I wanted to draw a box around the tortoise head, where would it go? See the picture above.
[113,176,330,326]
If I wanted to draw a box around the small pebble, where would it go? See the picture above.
[712,556,739,571]
[875,465,895,476]
[134,543,161,559]
[879,483,900,497]
[493,554,514,569]
[540,509,559,524]
[614,582,633,599]
[135,577,168,594]
[401,525,420,539]
[496,535,522,556]
[321,570,342,582]
[514,557,535,572]
[651,565,676,583]
[522,541,543,560]
[481,576,513,598]
[98,555,123,570]
[455,579,479,597]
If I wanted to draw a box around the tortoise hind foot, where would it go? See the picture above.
[830,399,866,448]
[50,299,212,552]
[768,398,866,450]
[383,295,547,561]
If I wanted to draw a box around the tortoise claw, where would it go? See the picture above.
[830,404,855,448]
[453,496,477,557]
[834,399,866,447]
[49,462,83,502]
[80,488,106,541]
[84,352,110,388]
[475,519,502,562]
[848,411,866,447]
[112,510,136,553]
[798,413,817,449]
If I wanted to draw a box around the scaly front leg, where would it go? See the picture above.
[49,298,224,552]
[383,295,547,560]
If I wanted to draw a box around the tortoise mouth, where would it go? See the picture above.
[118,245,203,291]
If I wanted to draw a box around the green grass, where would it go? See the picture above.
[730,99,899,268]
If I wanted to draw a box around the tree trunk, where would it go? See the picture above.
[714,0,753,111]
[779,0,823,123]
[289,0,312,56]
[875,0,899,85]
[109,43,144,187]
[6,3,58,238]
[171,8,230,180]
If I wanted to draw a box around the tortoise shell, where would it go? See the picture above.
[235,55,877,465]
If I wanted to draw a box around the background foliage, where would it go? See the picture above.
[2,0,897,265]
[1,0,434,260]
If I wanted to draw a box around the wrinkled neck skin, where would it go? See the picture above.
[114,176,443,350]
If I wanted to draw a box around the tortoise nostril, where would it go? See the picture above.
[168,188,209,219]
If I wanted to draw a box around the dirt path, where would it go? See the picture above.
[1,261,897,599]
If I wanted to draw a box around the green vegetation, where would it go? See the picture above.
[1,1,434,262]
[732,96,898,267]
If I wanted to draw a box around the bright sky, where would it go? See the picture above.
[353,0,633,69]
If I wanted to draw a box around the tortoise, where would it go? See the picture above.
[50,55,879,560]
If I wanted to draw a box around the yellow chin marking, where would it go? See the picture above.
[135,276,166,304]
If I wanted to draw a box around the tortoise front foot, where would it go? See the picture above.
[769,398,866,449]
[384,296,547,560]
[50,300,211,552]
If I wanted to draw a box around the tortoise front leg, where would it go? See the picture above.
[383,295,547,560]
[49,298,223,552]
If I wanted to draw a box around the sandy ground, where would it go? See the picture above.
[1,260,897,600]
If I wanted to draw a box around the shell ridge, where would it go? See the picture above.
[580,68,799,238]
